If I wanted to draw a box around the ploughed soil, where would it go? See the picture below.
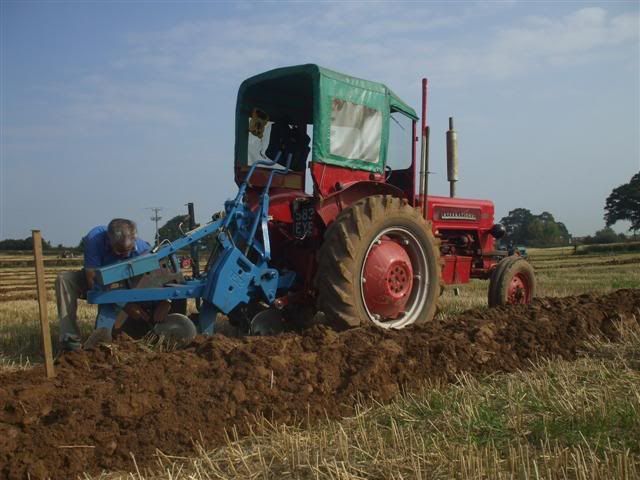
[2,289,639,480]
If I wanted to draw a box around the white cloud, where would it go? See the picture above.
[3,4,638,145]
[473,7,640,78]
[111,5,639,90]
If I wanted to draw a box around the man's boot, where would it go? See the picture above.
[60,333,82,352]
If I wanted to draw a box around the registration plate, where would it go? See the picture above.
[292,199,315,239]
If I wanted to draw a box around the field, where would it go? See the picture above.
[0,248,639,479]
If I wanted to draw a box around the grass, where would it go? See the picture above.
[0,299,97,364]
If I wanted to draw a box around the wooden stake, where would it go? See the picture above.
[32,230,55,378]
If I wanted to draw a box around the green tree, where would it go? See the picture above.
[605,172,640,233]
[525,218,544,245]
[500,209,571,247]
[593,227,619,244]
[158,214,216,251]
[158,214,190,242]
[541,212,570,246]
[500,208,534,245]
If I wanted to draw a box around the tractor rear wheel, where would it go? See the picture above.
[488,256,536,307]
[315,195,440,329]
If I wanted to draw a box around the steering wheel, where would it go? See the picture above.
[384,164,393,181]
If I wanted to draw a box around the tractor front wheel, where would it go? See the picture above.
[315,195,440,329]
[488,256,536,307]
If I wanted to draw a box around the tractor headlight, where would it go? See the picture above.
[490,223,506,239]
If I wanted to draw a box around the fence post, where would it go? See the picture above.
[32,230,55,378]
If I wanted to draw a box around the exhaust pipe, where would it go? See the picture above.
[446,117,459,198]
[419,78,430,218]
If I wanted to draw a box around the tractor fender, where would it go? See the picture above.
[268,190,311,223]
[315,181,407,226]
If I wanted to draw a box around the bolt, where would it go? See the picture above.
[375,239,382,245]
[401,239,409,246]
[362,277,367,283]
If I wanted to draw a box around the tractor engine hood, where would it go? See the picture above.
[426,195,495,232]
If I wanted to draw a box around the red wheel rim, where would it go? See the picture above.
[507,272,531,304]
[359,227,429,329]
[362,237,413,319]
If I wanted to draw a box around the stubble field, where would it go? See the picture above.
[0,247,639,479]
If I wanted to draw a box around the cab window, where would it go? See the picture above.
[329,98,382,163]
[387,111,412,170]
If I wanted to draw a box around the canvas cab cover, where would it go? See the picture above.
[235,64,417,174]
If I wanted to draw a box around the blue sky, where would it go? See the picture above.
[1,1,638,245]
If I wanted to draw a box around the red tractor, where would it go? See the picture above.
[231,64,535,330]
[89,64,536,336]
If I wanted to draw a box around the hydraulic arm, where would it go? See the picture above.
[87,153,296,334]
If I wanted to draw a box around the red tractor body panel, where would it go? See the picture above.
[314,181,408,226]
[310,162,385,197]
[245,177,500,290]
[425,195,495,231]
[441,255,473,284]
[235,166,305,191]
[422,194,499,284]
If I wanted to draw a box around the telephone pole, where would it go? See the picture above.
[147,207,163,245]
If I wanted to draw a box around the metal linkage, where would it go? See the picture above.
[87,150,296,334]
[245,152,293,260]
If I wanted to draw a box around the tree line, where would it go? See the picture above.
[500,171,638,247]
[0,237,54,250]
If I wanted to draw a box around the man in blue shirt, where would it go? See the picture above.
[55,218,151,351]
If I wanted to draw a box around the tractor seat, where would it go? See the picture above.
[266,122,310,172]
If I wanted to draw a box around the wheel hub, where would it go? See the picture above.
[362,238,414,319]
[508,274,529,304]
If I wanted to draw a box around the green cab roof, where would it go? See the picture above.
[238,64,418,120]
[236,64,417,173]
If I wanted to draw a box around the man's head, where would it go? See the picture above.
[107,218,137,257]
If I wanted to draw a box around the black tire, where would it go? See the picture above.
[487,256,515,305]
[488,256,536,307]
[315,195,440,329]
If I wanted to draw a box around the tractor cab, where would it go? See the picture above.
[234,64,418,203]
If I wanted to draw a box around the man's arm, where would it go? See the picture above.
[83,233,102,290]
[85,268,97,290]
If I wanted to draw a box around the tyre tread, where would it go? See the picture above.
[315,195,440,328]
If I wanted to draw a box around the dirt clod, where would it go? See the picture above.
[1,289,639,480]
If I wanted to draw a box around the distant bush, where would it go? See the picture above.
[582,227,625,245]
[0,237,52,251]
[575,242,640,255]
